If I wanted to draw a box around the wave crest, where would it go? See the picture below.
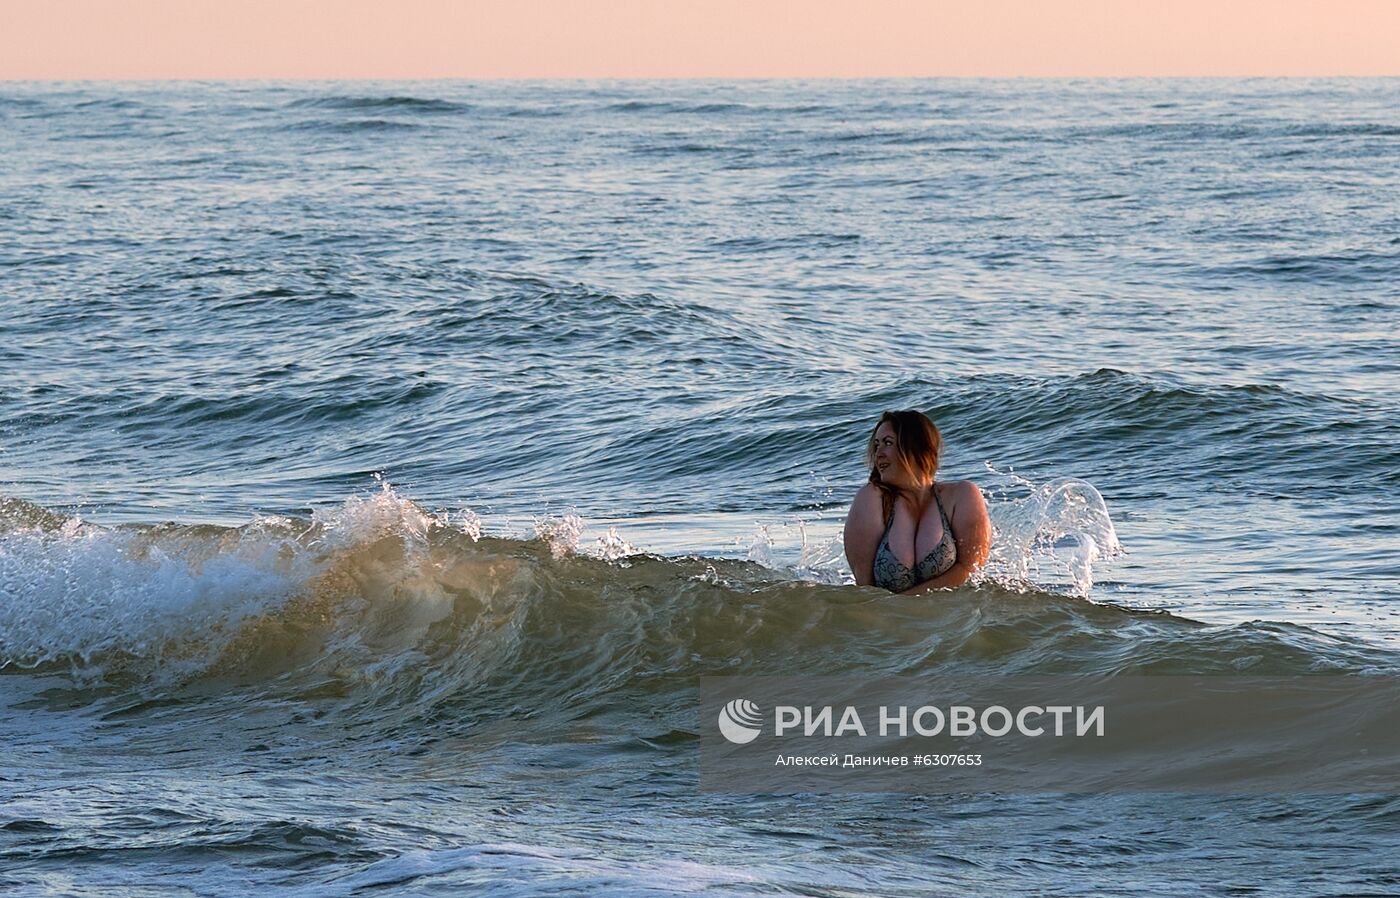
[1,485,1392,717]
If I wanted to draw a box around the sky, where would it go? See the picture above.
[2,0,1399,80]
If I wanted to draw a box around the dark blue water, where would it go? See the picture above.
[2,80,1399,896]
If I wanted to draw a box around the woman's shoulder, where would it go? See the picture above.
[844,482,886,539]
[938,480,987,514]
[851,481,882,510]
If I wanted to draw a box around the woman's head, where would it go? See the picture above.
[865,410,941,491]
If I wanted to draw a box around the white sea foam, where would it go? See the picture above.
[0,517,305,678]
[289,842,759,897]
[0,482,487,681]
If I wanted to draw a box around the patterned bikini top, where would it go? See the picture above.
[871,489,957,592]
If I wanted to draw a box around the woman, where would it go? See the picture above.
[843,410,991,593]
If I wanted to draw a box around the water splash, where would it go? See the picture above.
[744,523,776,567]
[792,527,848,585]
[724,517,848,585]
[0,481,462,681]
[312,475,439,550]
[452,508,483,542]
[980,463,1124,597]
[533,512,585,559]
[0,514,305,679]
[592,525,639,562]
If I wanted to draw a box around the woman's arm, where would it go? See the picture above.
[843,483,884,587]
[898,481,991,595]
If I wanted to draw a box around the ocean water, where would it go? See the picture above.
[2,79,1399,895]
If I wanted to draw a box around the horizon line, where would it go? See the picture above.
[8,74,1400,84]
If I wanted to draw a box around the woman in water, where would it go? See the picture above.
[843,410,991,592]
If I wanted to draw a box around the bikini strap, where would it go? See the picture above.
[933,485,951,528]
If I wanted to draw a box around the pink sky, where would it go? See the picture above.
[3,0,1398,79]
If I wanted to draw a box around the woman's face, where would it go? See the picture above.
[872,422,900,481]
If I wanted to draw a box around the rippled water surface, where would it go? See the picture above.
[2,80,1399,896]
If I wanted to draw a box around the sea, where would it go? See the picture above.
[2,79,1398,896]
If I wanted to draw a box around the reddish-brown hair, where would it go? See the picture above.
[865,410,942,523]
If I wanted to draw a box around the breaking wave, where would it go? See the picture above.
[2,484,1391,733]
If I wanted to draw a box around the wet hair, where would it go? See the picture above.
[865,410,942,523]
